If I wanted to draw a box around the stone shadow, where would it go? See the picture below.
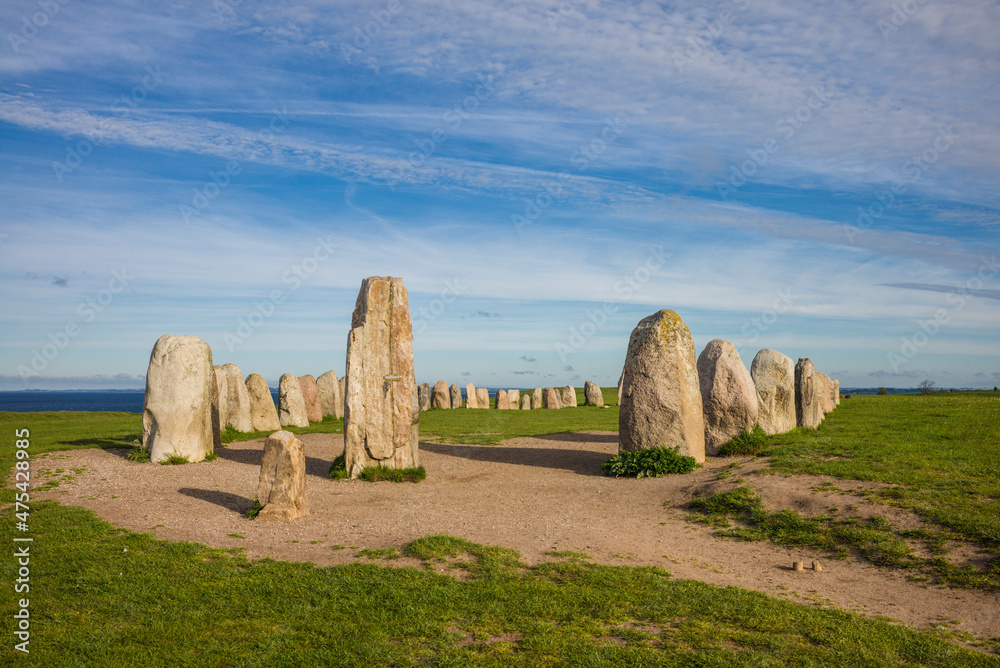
[178,487,250,514]
[420,442,609,476]
[527,431,619,445]
[213,445,332,479]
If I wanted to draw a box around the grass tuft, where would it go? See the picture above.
[328,452,348,480]
[359,465,427,483]
[718,424,769,456]
[245,498,262,520]
[602,446,698,478]
[159,453,190,465]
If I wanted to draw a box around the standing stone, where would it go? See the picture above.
[520,393,531,410]
[697,339,759,456]
[339,376,347,415]
[298,374,323,423]
[343,276,419,478]
[584,381,604,406]
[142,334,215,464]
[418,383,431,412]
[211,365,228,445]
[561,385,578,407]
[795,358,822,429]
[317,370,343,419]
[222,363,253,433]
[255,430,308,522]
[617,372,624,406]
[543,387,562,409]
[531,387,543,409]
[432,380,450,409]
[815,372,834,414]
[450,384,463,409]
[619,310,705,462]
[833,379,841,406]
[494,389,510,409]
[246,373,281,432]
[507,389,519,409]
[465,382,478,408]
[278,373,309,428]
[473,387,487,409]
[750,349,796,435]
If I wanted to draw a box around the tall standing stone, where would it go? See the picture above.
[343,276,419,478]
[317,370,343,419]
[833,379,841,406]
[450,384,463,409]
[246,373,281,432]
[339,376,347,416]
[520,394,531,410]
[750,349,796,435]
[531,387,543,409]
[619,310,705,462]
[584,381,604,406]
[222,363,253,432]
[211,365,228,445]
[476,387,490,409]
[507,389,519,409]
[278,373,309,428]
[562,385,578,407]
[543,387,562,409]
[697,339,759,456]
[795,358,822,429]
[815,372,834,414]
[255,430,308,522]
[432,380,450,409]
[494,389,510,409]
[142,334,215,464]
[465,382,478,409]
[298,374,323,423]
[418,383,431,411]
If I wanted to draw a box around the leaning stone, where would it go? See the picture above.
[750,349,796,435]
[255,430,308,522]
[697,339,759,456]
[619,310,705,462]
[450,384,463,409]
[246,373,281,432]
[432,380,450,409]
[531,387,543,409]
[298,374,323,423]
[584,381,604,406]
[142,334,215,464]
[465,383,478,409]
[317,370,342,419]
[278,373,309,428]
[543,387,562,409]
[222,363,253,432]
[520,394,531,410]
[494,389,509,409]
[795,358,822,429]
[418,383,431,412]
[343,276,419,477]
[507,389,519,409]
[476,387,490,409]
[561,385,577,407]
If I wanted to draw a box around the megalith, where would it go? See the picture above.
[465,382,478,408]
[619,310,705,462]
[507,389,519,409]
[543,387,562,409]
[450,384,463,409]
[520,394,531,409]
[584,380,604,406]
[750,349,796,435]
[561,385,578,407]
[418,383,431,411]
[255,430,308,522]
[142,334,215,464]
[494,389,510,409]
[795,358,822,429]
[211,365,228,445]
[317,370,343,419]
[531,387,543,409]
[476,387,490,409]
[343,276,419,478]
[298,374,323,423]
[222,363,253,433]
[697,339,759,456]
[278,373,309,428]
[246,373,281,432]
[815,372,834,414]
[432,380,450,409]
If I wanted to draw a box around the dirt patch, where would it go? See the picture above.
[29,431,1000,644]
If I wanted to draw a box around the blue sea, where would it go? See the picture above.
[0,387,940,412]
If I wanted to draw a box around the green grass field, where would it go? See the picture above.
[1,391,999,665]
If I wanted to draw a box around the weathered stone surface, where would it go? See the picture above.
[339,376,347,415]
[494,389,509,409]
[561,385,577,407]
[543,387,562,409]
[520,393,531,410]
[142,334,215,464]
[697,339,759,456]
[476,387,490,409]
[507,389,519,409]
[833,379,841,406]
[465,383,478,409]
[617,372,623,406]
[450,384,463,409]
[619,310,705,462]
[317,370,343,419]
[298,374,323,423]
[278,373,309,428]
[255,430,308,522]
[750,349,796,435]
[432,380,450,409]
[246,373,281,432]
[418,383,431,411]
[222,363,253,432]
[343,276,419,478]
[211,365,228,446]
[815,372,834,414]
[531,387,543,409]
[795,358,823,429]
[584,380,604,406]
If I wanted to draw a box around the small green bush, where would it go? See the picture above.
[718,424,769,456]
[203,452,219,462]
[602,446,698,478]
[126,446,150,463]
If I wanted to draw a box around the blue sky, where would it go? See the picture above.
[1,0,998,391]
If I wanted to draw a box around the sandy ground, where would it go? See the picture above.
[30,430,999,645]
